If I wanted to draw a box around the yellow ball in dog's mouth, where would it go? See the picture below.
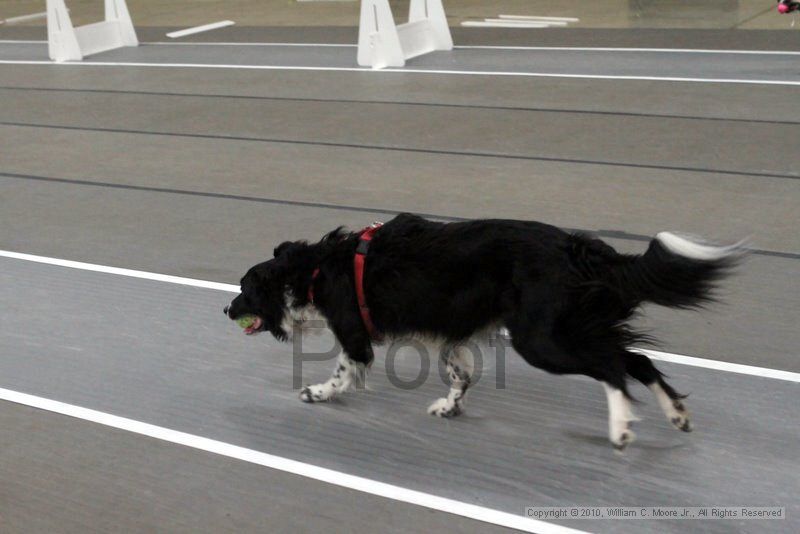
[235,315,258,329]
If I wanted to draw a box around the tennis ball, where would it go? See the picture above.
[235,315,258,329]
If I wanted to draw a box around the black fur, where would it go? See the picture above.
[226,213,741,399]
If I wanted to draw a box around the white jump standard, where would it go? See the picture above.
[357,0,453,69]
[46,0,138,62]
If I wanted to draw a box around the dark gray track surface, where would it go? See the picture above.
[1,26,798,50]
[2,26,800,50]
[2,42,800,84]
[0,402,516,534]
[1,257,798,534]
[1,30,799,533]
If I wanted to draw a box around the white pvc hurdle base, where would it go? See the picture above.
[357,0,453,69]
[47,0,138,62]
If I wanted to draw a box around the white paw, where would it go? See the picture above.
[611,428,636,453]
[299,383,335,403]
[427,397,462,418]
[669,400,692,432]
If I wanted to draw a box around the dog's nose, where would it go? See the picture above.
[223,305,230,317]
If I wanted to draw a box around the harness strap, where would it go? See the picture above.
[354,223,382,340]
[308,267,320,303]
[307,223,383,340]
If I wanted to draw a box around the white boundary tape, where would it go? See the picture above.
[166,21,235,39]
[485,18,569,26]
[641,349,800,383]
[0,59,798,86]
[498,15,580,22]
[1,11,49,24]
[3,39,800,54]
[1,249,798,383]
[462,21,551,28]
[0,387,586,534]
[0,250,238,292]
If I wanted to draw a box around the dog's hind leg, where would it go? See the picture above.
[601,381,638,452]
[625,351,691,432]
[506,315,637,449]
[428,345,474,418]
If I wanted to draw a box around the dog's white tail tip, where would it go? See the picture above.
[655,232,749,261]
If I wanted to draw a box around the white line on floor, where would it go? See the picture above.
[484,18,569,27]
[457,45,800,55]
[143,41,355,47]
[498,15,580,22]
[1,249,798,383]
[0,387,584,534]
[638,349,799,383]
[3,39,800,55]
[0,39,352,47]
[0,11,49,24]
[461,21,551,28]
[166,21,236,39]
[0,59,798,86]
[0,250,238,293]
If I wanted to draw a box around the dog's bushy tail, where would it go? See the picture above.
[617,232,747,309]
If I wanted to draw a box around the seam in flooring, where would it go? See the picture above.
[2,171,797,260]
[1,121,798,181]
[1,86,798,126]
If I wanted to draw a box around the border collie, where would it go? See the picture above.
[224,213,744,450]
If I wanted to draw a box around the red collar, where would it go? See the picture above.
[307,267,320,303]
[307,223,382,340]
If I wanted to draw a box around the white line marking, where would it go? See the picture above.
[461,21,551,28]
[0,11,49,24]
[640,349,800,383]
[0,40,353,47]
[3,39,800,55]
[498,15,580,22]
[0,59,798,86]
[146,41,355,47]
[166,21,236,39]
[1,249,798,383]
[484,18,569,27]
[457,45,800,55]
[0,250,239,293]
[0,387,583,534]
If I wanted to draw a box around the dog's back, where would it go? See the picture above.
[365,214,575,340]
[367,215,743,341]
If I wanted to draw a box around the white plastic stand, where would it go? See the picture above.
[47,0,138,62]
[357,0,453,69]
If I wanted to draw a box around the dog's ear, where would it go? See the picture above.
[269,241,315,295]
[272,241,311,274]
[246,261,282,289]
[273,241,294,259]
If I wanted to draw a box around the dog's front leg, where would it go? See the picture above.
[299,351,364,403]
[300,304,374,403]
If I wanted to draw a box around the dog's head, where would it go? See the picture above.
[224,241,308,341]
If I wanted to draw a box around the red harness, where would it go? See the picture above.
[307,268,320,303]
[353,223,382,339]
[308,223,383,340]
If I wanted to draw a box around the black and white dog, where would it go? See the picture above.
[224,213,744,450]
